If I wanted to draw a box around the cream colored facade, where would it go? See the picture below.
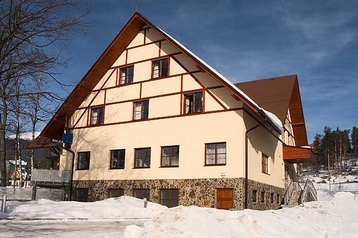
[53,18,304,210]
[61,27,284,184]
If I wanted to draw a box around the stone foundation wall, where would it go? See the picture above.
[73,178,284,210]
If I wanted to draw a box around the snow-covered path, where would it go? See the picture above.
[0,219,143,238]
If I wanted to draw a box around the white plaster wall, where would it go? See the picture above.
[105,84,140,103]
[127,42,159,64]
[62,110,246,181]
[141,76,181,98]
[93,69,116,91]
[145,28,164,43]
[160,41,180,56]
[128,30,145,48]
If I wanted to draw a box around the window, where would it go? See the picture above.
[110,149,125,169]
[90,107,104,125]
[261,191,265,203]
[75,188,88,202]
[184,92,203,114]
[161,146,179,167]
[133,189,150,201]
[133,100,149,120]
[77,152,90,170]
[277,194,281,204]
[262,153,269,174]
[108,188,124,198]
[119,66,134,85]
[134,148,151,168]
[252,190,257,202]
[152,58,168,78]
[160,189,179,208]
[270,193,274,203]
[205,142,226,165]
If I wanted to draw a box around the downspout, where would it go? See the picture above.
[62,114,75,201]
[61,147,74,201]
[244,123,261,209]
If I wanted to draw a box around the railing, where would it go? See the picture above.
[282,181,302,205]
[31,169,71,183]
[299,179,317,203]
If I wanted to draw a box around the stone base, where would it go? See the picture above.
[73,177,284,210]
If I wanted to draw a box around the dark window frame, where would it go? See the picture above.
[184,91,203,114]
[134,147,151,168]
[77,151,90,170]
[110,149,125,169]
[133,188,150,201]
[89,106,104,126]
[252,190,257,203]
[108,188,124,198]
[262,153,269,174]
[133,100,149,120]
[159,189,179,208]
[270,192,274,203]
[261,191,265,203]
[161,145,179,167]
[118,65,134,85]
[75,188,89,202]
[205,142,226,166]
[152,58,169,78]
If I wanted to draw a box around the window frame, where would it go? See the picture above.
[108,188,124,198]
[152,58,169,79]
[133,188,150,201]
[118,65,134,85]
[160,145,179,167]
[134,147,151,168]
[77,151,90,170]
[89,106,104,126]
[261,191,265,203]
[205,142,226,166]
[110,149,125,169]
[183,91,203,114]
[262,153,269,174]
[75,188,89,202]
[252,190,257,203]
[159,189,179,208]
[270,192,274,203]
[133,100,149,120]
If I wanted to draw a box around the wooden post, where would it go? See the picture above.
[32,182,37,200]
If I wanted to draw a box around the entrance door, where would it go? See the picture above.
[216,188,234,209]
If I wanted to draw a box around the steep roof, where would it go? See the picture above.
[236,75,308,146]
[40,12,283,140]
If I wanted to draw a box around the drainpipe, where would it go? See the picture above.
[244,123,261,209]
[58,146,74,201]
[62,114,75,201]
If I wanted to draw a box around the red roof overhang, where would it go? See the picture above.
[283,145,315,164]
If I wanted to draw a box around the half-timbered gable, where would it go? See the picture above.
[28,12,314,210]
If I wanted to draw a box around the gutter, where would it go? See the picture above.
[60,146,75,201]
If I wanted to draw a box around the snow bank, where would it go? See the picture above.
[124,192,358,238]
[1,196,167,220]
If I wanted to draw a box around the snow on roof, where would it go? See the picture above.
[7,131,41,141]
[158,27,283,132]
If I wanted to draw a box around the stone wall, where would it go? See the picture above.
[73,177,284,210]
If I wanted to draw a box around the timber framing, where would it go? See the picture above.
[39,12,281,141]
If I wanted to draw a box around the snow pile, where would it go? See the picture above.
[1,196,167,220]
[1,191,358,237]
[124,192,358,238]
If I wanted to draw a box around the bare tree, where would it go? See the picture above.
[0,0,91,186]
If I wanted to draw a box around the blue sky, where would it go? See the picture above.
[56,0,358,143]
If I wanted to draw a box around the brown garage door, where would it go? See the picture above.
[216,188,234,209]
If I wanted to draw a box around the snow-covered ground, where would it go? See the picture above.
[0,176,357,237]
